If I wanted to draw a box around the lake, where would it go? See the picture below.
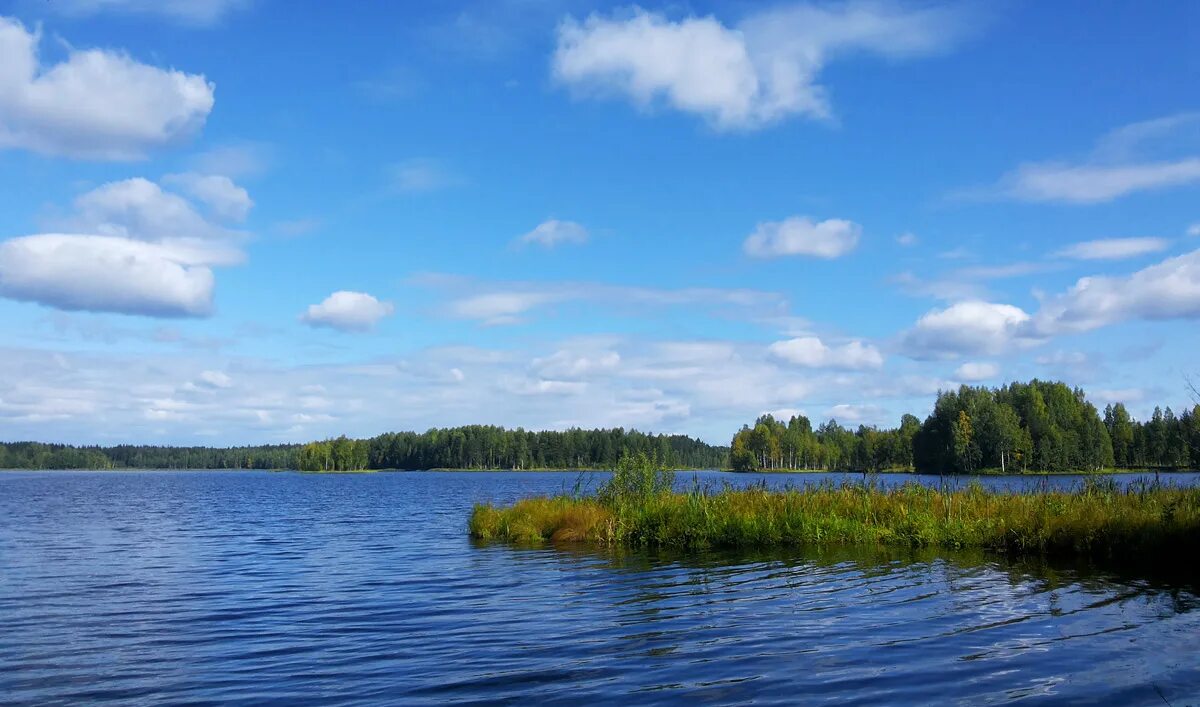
[2,470,1199,704]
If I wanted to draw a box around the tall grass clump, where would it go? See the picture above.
[469,460,1200,564]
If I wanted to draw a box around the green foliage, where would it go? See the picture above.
[729,413,915,472]
[597,452,675,507]
[470,480,1200,563]
[0,441,296,470]
[914,381,1118,473]
[0,426,728,471]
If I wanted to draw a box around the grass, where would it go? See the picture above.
[469,455,1200,563]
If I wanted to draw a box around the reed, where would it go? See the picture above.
[469,456,1200,561]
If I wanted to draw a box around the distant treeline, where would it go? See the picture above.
[732,380,1200,473]
[295,426,728,471]
[0,427,728,472]
[0,442,300,471]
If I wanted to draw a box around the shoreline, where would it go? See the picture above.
[3,466,1197,475]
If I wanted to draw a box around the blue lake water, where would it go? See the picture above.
[2,470,1199,705]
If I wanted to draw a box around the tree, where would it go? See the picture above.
[953,410,980,473]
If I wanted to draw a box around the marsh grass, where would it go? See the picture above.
[470,460,1200,562]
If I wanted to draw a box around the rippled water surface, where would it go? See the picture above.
[2,470,1199,705]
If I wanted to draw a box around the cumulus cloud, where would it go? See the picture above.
[50,0,250,26]
[0,16,214,159]
[1031,248,1200,335]
[0,175,250,317]
[768,336,883,370]
[954,361,999,382]
[515,219,589,248]
[301,291,395,332]
[743,216,861,258]
[1188,223,1200,237]
[0,234,215,317]
[902,300,1034,359]
[162,173,253,221]
[67,177,244,246]
[552,3,974,129]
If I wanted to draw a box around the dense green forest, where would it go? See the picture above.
[295,427,728,471]
[0,427,728,471]
[0,442,300,471]
[731,380,1200,473]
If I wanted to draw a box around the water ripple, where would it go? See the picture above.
[1,470,1198,705]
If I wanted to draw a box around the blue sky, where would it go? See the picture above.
[0,0,1198,445]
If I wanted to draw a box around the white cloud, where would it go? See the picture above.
[430,275,789,326]
[197,370,232,389]
[1032,248,1200,335]
[448,292,559,326]
[0,16,214,159]
[890,270,986,301]
[0,172,248,318]
[0,332,950,445]
[1004,159,1200,203]
[743,216,860,258]
[1054,237,1169,261]
[981,114,1200,204]
[902,300,1034,359]
[68,177,243,245]
[954,361,999,382]
[301,291,395,332]
[516,219,589,248]
[51,0,250,26]
[502,378,589,396]
[768,336,883,370]
[553,3,973,130]
[0,234,215,317]
[390,158,459,192]
[162,173,253,221]
[1188,223,1200,237]
[896,232,918,247]
[823,403,884,424]
[531,349,621,379]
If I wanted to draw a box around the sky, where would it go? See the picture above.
[0,0,1198,446]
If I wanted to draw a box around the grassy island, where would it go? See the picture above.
[469,454,1200,562]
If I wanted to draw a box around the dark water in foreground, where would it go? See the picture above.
[2,470,1199,705]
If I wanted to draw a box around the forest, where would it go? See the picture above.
[730,380,1200,473]
[0,427,728,472]
[294,426,728,471]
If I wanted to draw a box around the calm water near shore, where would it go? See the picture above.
[2,470,1199,704]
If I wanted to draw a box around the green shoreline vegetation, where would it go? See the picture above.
[2,379,1197,474]
[469,453,1200,561]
